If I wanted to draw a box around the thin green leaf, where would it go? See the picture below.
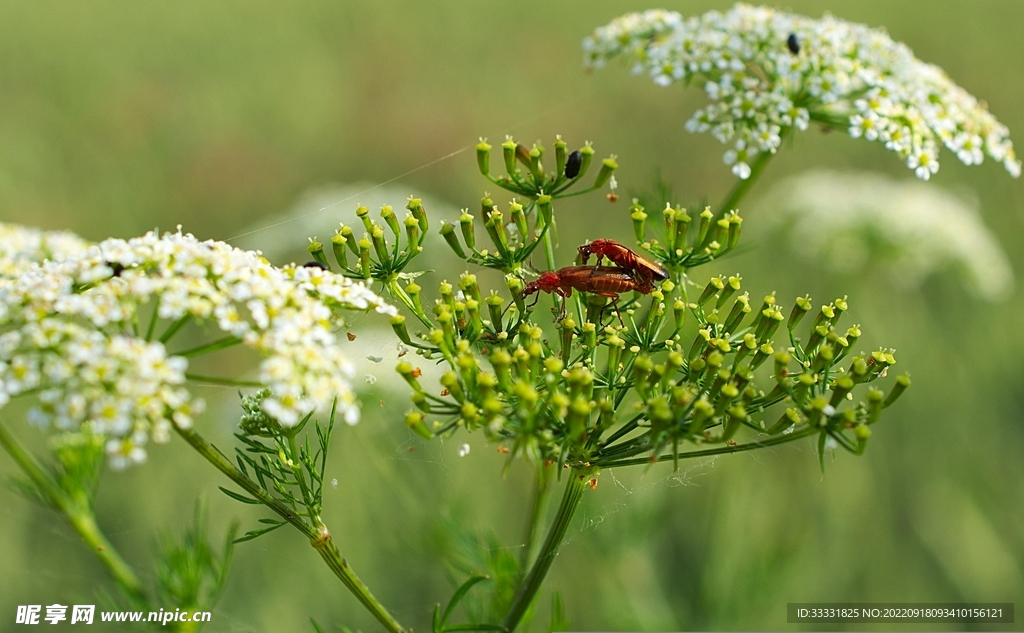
[218,487,262,505]
[441,575,491,628]
[234,520,287,543]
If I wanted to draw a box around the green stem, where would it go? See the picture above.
[388,278,433,330]
[312,531,406,633]
[713,146,778,219]
[173,424,405,633]
[502,472,586,633]
[596,426,817,468]
[518,464,553,575]
[0,421,148,609]
[174,423,314,536]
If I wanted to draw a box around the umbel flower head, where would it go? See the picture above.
[0,228,394,469]
[757,169,1014,301]
[0,223,92,277]
[584,4,1020,181]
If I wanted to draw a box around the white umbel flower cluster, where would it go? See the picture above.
[0,223,92,277]
[758,170,1014,301]
[584,4,1020,181]
[0,228,395,469]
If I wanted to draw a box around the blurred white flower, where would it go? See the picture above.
[0,223,92,277]
[757,170,1013,300]
[0,228,394,468]
[584,4,1020,181]
[458,443,471,457]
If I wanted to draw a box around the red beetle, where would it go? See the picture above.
[578,239,669,284]
[522,265,653,307]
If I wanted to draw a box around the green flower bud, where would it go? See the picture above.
[390,315,412,346]
[411,392,431,413]
[355,204,373,232]
[491,349,512,390]
[485,292,505,333]
[695,207,713,247]
[723,293,751,333]
[593,156,618,189]
[509,200,528,237]
[631,202,648,242]
[440,221,467,259]
[459,273,481,304]
[830,375,855,406]
[633,355,654,396]
[396,361,422,391]
[726,212,743,250]
[406,281,423,315]
[455,210,477,251]
[440,370,465,403]
[577,143,595,180]
[537,195,553,226]
[688,398,714,435]
[768,408,801,434]
[405,411,433,440]
[485,211,510,255]
[507,276,526,314]
[527,144,545,180]
[407,197,427,233]
[371,223,391,267]
[884,374,911,407]
[502,138,518,174]
[716,275,742,308]
[789,295,812,331]
[552,134,569,172]
[476,138,492,176]
[380,204,400,237]
[404,214,421,250]
[662,205,677,250]
[773,351,791,382]
[357,237,372,278]
[307,238,329,268]
[751,343,773,370]
[438,280,455,311]
[330,233,349,270]
[675,207,691,250]
[560,317,576,358]
[673,299,687,331]
[340,224,359,256]
[697,276,725,306]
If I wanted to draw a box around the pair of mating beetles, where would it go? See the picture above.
[521,239,667,310]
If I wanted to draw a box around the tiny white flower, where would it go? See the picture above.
[0,228,393,469]
[458,443,471,457]
[585,4,1020,180]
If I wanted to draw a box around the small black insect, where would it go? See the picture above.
[303,261,329,270]
[106,261,126,277]
[564,150,582,179]
[786,33,800,55]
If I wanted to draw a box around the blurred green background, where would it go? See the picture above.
[1,1,1022,631]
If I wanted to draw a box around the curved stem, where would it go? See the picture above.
[0,421,148,609]
[596,426,818,468]
[518,464,553,575]
[312,530,406,633]
[502,473,586,633]
[174,424,406,633]
[713,145,778,219]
